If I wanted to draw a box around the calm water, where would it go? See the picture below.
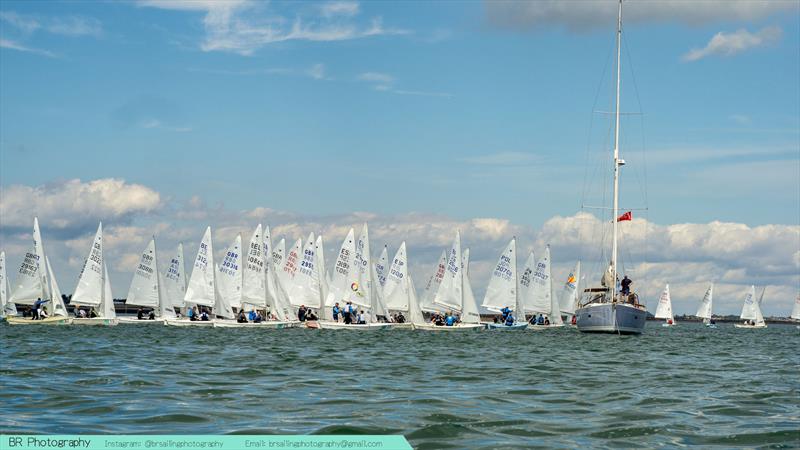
[1,322,798,449]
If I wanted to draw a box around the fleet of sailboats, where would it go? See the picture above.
[1,217,796,330]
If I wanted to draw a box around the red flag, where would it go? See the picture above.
[617,211,632,222]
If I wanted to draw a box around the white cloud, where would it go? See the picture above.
[0,11,102,37]
[0,38,57,58]
[1,179,797,316]
[321,1,360,18]
[0,11,41,34]
[0,179,162,234]
[138,0,409,56]
[683,26,782,62]
[484,0,797,31]
[357,71,452,98]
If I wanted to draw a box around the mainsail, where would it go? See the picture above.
[217,234,243,310]
[696,283,713,321]
[433,231,463,311]
[125,239,160,309]
[72,223,105,307]
[739,285,764,325]
[242,225,266,309]
[0,251,17,317]
[481,238,517,313]
[9,217,48,305]
[163,243,186,309]
[352,224,373,308]
[521,247,551,316]
[654,284,674,323]
[558,261,581,315]
[184,227,217,307]
[420,250,447,313]
[383,242,409,312]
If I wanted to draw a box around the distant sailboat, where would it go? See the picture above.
[654,284,676,327]
[119,238,176,324]
[696,284,715,328]
[483,238,527,330]
[8,218,70,324]
[734,285,767,329]
[169,226,218,326]
[216,234,243,316]
[558,261,581,324]
[163,243,187,312]
[419,250,447,313]
[0,251,18,318]
[266,231,293,322]
[72,223,118,326]
[417,230,484,331]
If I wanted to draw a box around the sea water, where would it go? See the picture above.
[1,322,798,449]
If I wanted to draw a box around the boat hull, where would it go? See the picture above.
[733,323,767,329]
[486,323,528,330]
[213,320,292,329]
[316,321,395,330]
[117,317,167,325]
[413,323,485,331]
[6,316,72,325]
[528,323,566,330]
[72,317,119,326]
[576,302,646,334]
[165,319,214,327]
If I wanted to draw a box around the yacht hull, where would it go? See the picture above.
[576,302,646,334]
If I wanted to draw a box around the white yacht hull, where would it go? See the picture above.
[576,302,646,334]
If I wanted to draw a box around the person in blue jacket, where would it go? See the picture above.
[504,312,515,326]
[445,312,456,326]
[332,303,341,322]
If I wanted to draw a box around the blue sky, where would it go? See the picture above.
[1,0,798,315]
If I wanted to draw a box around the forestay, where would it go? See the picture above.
[481,238,517,313]
[184,227,216,307]
[72,223,104,307]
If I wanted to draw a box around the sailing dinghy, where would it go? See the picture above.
[167,227,218,326]
[524,246,564,330]
[416,231,484,331]
[1,251,18,319]
[558,261,581,325]
[654,284,676,327]
[119,238,176,324]
[734,285,767,329]
[483,238,527,330]
[696,284,715,328]
[7,218,70,325]
[71,223,118,326]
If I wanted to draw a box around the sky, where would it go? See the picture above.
[0,0,798,316]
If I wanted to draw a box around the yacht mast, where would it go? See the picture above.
[611,0,623,301]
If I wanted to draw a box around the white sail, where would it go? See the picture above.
[264,228,290,321]
[791,293,800,320]
[276,237,290,287]
[184,227,216,307]
[315,234,329,309]
[163,243,187,309]
[286,233,321,308]
[217,234,243,309]
[101,263,116,319]
[407,275,426,326]
[654,284,673,322]
[433,231,463,311]
[383,242,409,312]
[45,256,67,317]
[739,285,762,322]
[153,241,175,318]
[0,251,16,317]
[462,247,470,276]
[481,238,517,312]
[462,269,481,324]
[522,247,551,315]
[242,225,266,308]
[371,262,390,320]
[558,261,581,315]
[9,218,48,305]
[72,223,104,307]
[420,250,447,313]
[696,283,713,320]
[352,224,373,308]
[281,237,302,294]
[375,245,389,288]
[125,239,160,308]
[326,228,357,306]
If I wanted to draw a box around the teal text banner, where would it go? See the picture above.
[0,435,413,450]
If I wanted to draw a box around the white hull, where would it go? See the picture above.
[317,321,395,330]
[6,316,72,325]
[212,320,293,329]
[528,323,566,330]
[662,322,677,327]
[413,323,485,331]
[165,319,214,327]
[734,323,767,329]
[71,317,119,326]
[117,317,167,325]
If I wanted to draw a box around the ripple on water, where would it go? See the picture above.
[0,322,798,448]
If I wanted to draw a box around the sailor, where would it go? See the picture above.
[237,310,248,323]
[253,311,263,323]
[297,305,307,322]
[77,308,87,318]
[306,309,318,321]
[332,302,341,322]
[621,275,632,296]
[32,299,42,320]
[89,308,98,318]
[504,312,515,326]
[544,316,550,326]
[248,310,257,322]
[500,306,511,322]
[199,309,210,321]
[188,306,197,321]
[137,308,145,320]
[536,314,544,325]
[445,312,456,326]
[38,304,49,319]
[395,312,406,324]
[571,315,577,325]
[357,310,366,324]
